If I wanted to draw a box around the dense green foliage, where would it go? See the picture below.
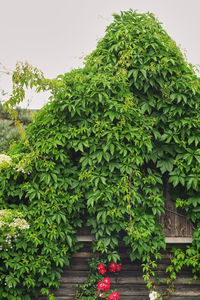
[1,10,200,298]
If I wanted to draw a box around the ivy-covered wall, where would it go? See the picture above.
[0,10,200,299]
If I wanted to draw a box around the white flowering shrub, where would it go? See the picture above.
[0,154,12,168]
[0,209,29,251]
[0,153,31,175]
[14,164,31,174]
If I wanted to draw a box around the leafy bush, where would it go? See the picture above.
[1,9,200,299]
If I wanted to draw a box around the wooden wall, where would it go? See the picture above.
[38,241,200,300]
[159,199,194,238]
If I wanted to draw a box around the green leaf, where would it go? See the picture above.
[102,211,106,224]
[133,69,138,82]
[140,69,147,79]
[169,175,179,187]
[103,152,110,162]
[110,144,115,155]
[97,151,103,163]
[157,158,173,173]
[66,235,72,247]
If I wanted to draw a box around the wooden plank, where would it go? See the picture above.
[173,289,200,296]
[59,270,199,286]
[38,297,75,300]
[165,237,192,243]
[72,251,93,258]
[76,234,193,243]
[76,235,94,241]
[51,283,200,297]
[170,298,200,300]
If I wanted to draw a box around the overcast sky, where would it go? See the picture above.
[0,0,200,109]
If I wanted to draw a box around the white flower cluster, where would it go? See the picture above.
[4,234,12,244]
[149,291,159,300]
[0,210,30,251]
[14,165,31,175]
[0,153,31,174]
[1,232,16,251]
[5,276,13,288]
[0,154,12,167]
[10,218,30,230]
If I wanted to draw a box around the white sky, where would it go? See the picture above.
[0,0,200,109]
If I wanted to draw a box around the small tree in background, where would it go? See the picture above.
[0,101,33,152]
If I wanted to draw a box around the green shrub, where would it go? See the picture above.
[1,10,200,299]
[0,119,20,152]
[15,106,33,125]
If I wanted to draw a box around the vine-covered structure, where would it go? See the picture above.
[1,10,200,299]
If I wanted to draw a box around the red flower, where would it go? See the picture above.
[113,291,120,299]
[116,264,122,272]
[103,277,110,285]
[97,263,107,275]
[97,280,110,292]
[107,293,116,300]
[100,268,107,275]
[108,262,117,272]
[104,283,110,292]
[97,281,105,291]
[97,263,105,269]
[107,291,120,300]
[102,278,110,291]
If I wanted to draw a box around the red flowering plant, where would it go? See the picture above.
[108,291,120,300]
[76,258,121,299]
[97,263,107,275]
[108,262,122,273]
[96,262,121,299]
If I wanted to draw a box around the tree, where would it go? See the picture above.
[0,101,33,152]
[0,63,33,153]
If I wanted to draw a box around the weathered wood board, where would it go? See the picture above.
[159,199,194,238]
[38,241,200,300]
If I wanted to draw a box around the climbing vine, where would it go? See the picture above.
[0,9,200,299]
